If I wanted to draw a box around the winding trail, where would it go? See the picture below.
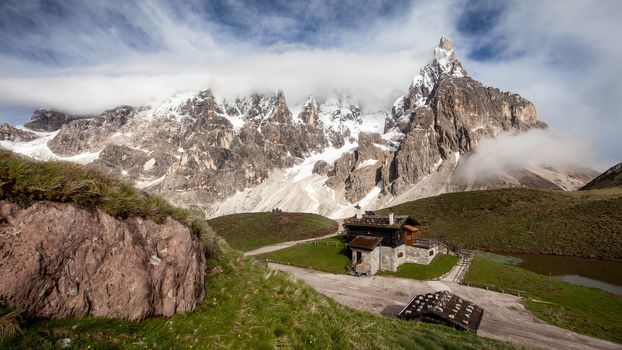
[440,254,472,283]
[244,219,343,256]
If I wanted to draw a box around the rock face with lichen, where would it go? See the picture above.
[0,200,205,321]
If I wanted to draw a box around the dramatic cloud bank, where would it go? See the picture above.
[0,0,620,166]
[456,129,598,181]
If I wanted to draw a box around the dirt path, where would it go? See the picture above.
[270,263,620,350]
[440,254,471,283]
[244,219,343,256]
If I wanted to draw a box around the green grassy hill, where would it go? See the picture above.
[208,212,338,251]
[381,187,622,260]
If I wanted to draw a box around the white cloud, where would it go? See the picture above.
[0,0,620,166]
[456,129,600,181]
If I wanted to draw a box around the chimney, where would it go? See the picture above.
[355,204,362,219]
[389,213,394,225]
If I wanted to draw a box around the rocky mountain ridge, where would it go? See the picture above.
[580,162,622,190]
[0,37,596,218]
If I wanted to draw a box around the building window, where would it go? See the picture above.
[398,252,403,258]
[429,250,434,256]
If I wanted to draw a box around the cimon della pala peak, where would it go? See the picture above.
[0,37,596,218]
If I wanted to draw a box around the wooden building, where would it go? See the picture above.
[344,212,420,247]
[343,205,443,275]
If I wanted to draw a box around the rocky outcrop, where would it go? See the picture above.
[0,200,205,321]
[326,133,394,202]
[299,97,319,125]
[0,124,38,142]
[47,106,136,155]
[23,109,87,132]
[312,160,332,175]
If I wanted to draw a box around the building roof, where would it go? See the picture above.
[343,214,410,229]
[347,235,382,250]
[397,291,484,332]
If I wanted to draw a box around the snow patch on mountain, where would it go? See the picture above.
[357,159,379,169]
[144,91,198,122]
[136,175,166,189]
[0,130,101,164]
[285,142,356,181]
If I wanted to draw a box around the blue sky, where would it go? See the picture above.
[0,0,620,166]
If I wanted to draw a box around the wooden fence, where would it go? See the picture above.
[461,280,527,298]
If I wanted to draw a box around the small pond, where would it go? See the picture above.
[510,254,622,296]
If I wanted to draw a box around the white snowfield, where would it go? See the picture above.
[0,129,101,165]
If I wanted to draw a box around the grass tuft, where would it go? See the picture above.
[0,308,22,338]
[258,236,351,274]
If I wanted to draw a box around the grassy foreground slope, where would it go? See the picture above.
[465,255,622,344]
[383,187,622,259]
[2,243,517,350]
[208,212,338,251]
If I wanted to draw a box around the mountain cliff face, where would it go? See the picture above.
[0,37,596,218]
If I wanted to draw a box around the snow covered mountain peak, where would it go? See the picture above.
[437,35,453,51]
[433,36,465,77]
[393,37,468,118]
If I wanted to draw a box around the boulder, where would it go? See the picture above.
[0,200,205,321]
[312,160,332,175]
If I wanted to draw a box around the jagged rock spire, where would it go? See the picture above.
[438,36,453,51]
[270,89,292,123]
[299,95,319,125]
[393,36,468,117]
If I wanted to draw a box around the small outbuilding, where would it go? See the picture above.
[397,291,484,332]
[347,236,383,275]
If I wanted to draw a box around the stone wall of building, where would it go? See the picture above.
[379,245,406,272]
[351,247,380,274]
[406,245,440,265]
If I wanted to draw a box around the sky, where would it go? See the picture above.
[0,0,620,167]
